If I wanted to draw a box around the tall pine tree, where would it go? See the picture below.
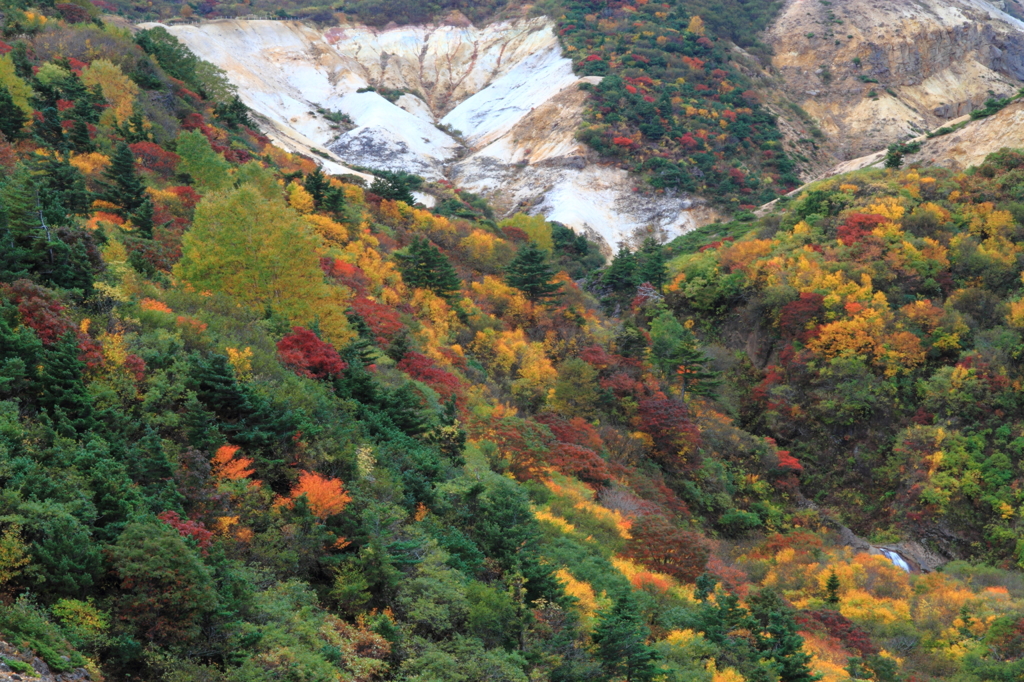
[394,237,462,302]
[593,592,660,682]
[0,85,27,141]
[673,328,721,398]
[505,241,561,302]
[635,237,667,289]
[303,166,328,207]
[39,332,96,435]
[99,141,148,217]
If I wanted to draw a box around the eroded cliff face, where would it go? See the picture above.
[150,18,717,250]
[765,0,1024,163]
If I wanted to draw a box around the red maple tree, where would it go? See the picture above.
[277,327,347,380]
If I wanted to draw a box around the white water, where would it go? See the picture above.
[880,548,912,573]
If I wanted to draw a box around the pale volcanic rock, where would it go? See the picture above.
[765,0,1024,162]
[823,99,1024,177]
[143,18,718,249]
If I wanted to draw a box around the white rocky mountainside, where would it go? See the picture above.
[147,18,717,251]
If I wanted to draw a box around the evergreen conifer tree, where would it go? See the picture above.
[593,592,660,682]
[0,165,47,271]
[394,237,462,302]
[505,241,561,302]
[10,42,32,80]
[763,608,819,682]
[635,237,667,289]
[825,570,841,607]
[0,85,27,141]
[603,245,638,293]
[748,588,819,682]
[130,198,155,239]
[673,329,721,398]
[213,95,253,129]
[100,142,147,217]
[35,155,93,225]
[343,308,379,367]
[370,172,416,204]
[0,313,41,401]
[33,106,65,149]
[68,118,93,153]
[130,428,185,512]
[39,332,96,435]
[323,185,346,215]
[303,167,328,207]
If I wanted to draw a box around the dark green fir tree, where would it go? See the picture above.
[593,592,660,682]
[603,245,638,293]
[0,85,27,141]
[303,166,328,207]
[39,332,96,435]
[634,237,667,289]
[68,118,94,153]
[99,141,148,217]
[395,237,462,302]
[673,329,721,398]
[505,241,562,302]
[825,570,841,607]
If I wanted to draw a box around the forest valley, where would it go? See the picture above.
[2,2,1024,682]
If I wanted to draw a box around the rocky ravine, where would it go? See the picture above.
[148,18,718,251]
[765,0,1024,164]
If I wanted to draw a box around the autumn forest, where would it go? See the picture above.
[0,1,1024,682]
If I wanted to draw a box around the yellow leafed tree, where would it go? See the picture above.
[82,59,139,123]
[174,185,353,345]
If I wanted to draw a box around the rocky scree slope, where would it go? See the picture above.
[152,18,717,250]
[764,0,1024,164]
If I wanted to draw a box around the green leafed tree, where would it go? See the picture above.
[108,520,218,645]
[0,84,27,141]
[176,130,232,193]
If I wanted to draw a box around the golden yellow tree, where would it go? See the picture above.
[174,184,353,344]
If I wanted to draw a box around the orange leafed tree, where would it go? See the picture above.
[282,471,352,520]
[211,445,254,481]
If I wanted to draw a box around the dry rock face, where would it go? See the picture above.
[149,18,717,250]
[765,0,1024,162]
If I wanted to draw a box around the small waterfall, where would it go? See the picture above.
[880,548,912,573]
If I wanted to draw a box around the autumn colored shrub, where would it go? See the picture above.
[278,470,352,520]
[277,327,347,380]
[130,141,181,175]
[157,511,213,555]
[397,351,464,402]
[802,609,878,657]
[837,213,887,246]
[210,444,255,481]
[350,296,405,345]
[638,397,700,470]
[778,293,824,339]
[622,514,709,582]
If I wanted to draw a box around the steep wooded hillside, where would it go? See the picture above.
[2,3,1024,682]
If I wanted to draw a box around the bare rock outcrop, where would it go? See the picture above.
[765,0,1024,162]
[0,641,91,682]
[148,18,718,249]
